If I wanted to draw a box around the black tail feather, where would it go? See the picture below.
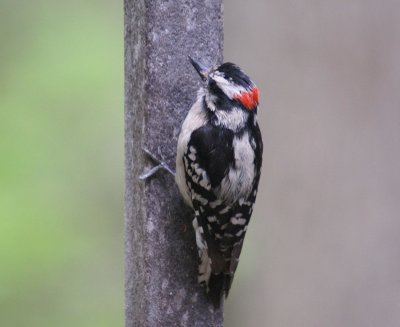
[208,274,224,308]
[207,273,234,308]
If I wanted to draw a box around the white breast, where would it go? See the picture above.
[216,131,255,204]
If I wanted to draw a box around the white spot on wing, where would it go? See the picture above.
[236,229,245,237]
[199,175,211,190]
[192,192,208,206]
[210,199,222,208]
[220,223,228,230]
[230,217,247,225]
[193,218,207,250]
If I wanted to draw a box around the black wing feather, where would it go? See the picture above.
[183,121,263,304]
[188,125,234,188]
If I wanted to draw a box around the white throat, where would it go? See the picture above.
[201,87,250,132]
[213,107,249,131]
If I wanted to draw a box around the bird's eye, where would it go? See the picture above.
[208,79,217,89]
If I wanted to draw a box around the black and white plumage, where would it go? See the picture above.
[175,57,263,307]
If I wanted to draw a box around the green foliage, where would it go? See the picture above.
[0,1,124,326]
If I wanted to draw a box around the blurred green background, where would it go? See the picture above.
[0,1,123,326]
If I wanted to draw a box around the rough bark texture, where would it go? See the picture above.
[124,0,223,326]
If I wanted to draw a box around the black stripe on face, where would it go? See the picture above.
[207,78,233,112]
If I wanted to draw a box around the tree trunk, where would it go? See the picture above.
[124,0,223,326]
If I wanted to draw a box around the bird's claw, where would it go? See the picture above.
[139,147,176,180]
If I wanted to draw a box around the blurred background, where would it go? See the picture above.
[225,1,400,326]
[1,0,399,326]
[0,1,123,326]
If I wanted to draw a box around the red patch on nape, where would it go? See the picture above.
[233,86,259,110]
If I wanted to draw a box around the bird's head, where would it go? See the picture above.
[189,56,259,113]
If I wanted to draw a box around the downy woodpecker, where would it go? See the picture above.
[176,57,263,307]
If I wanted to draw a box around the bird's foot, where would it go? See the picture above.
[139,147,176,180]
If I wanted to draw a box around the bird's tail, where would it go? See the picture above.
[207,273,234,308]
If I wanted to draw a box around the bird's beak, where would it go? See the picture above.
[188,56,209,81]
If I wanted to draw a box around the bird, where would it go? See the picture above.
[175,56,263,307]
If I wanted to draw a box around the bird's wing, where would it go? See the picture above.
[183,123,262,301]
[183,125,252,268]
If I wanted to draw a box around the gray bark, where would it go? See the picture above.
[124,0,223,326]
